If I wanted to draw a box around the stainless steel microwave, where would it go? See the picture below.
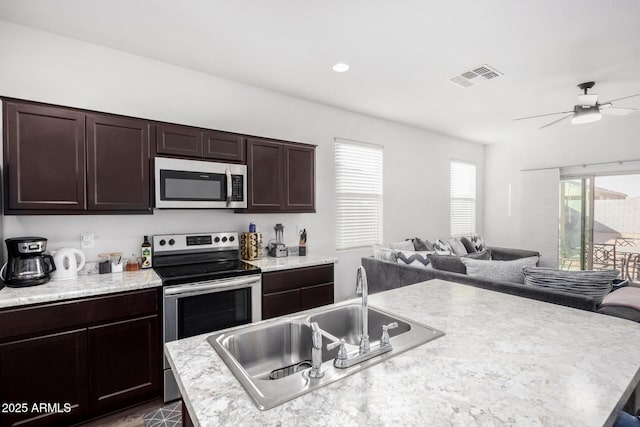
[155,157,247,209]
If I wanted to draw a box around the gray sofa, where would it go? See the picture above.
[362,247,601,312]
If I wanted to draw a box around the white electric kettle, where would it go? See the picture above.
[50,248,86,281]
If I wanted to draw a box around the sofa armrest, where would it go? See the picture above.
[489,246,540,261]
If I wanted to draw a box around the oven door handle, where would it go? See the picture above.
[164,276,260,296]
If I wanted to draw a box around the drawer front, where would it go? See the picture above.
[262,264,334,294]
[0,289,159,341]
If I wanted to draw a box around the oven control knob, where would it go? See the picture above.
[214,237,221,243]
[229,236,235,242]
[159,239,166,246]
[168,239,175,246]
[222,237,228,243]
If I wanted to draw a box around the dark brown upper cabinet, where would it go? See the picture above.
[156,123,244,163]
[4,101,86,212]
[244,137,316,213]
[284,143,315,211]
[203,130,244,163]
[246,138,285,211]
[86,114,151,212]
[156,123,203,158]
[2,99,152,214]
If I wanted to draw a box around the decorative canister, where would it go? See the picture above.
[241,232,263,260]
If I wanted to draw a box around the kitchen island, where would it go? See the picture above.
[165,279,640,426]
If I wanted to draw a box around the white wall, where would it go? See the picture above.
[484,115,640,264]
[0,21,484,301]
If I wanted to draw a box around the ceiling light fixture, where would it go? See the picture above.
[332,63,350,73]
[571,106,602,124]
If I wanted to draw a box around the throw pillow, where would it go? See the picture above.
[433,239,453,253]
[461,256,540,284]
[460,237,477,253]
[372,246,398,263]
[396,250,432,268]
[413,237,434,251]
[448,237,468,256]
[599,286,640,310]
[427,254,467,274]
[388,240,415,251]
[470,235,486,252]
[523,267,618,304]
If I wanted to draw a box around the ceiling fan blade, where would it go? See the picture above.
[578,94,598,106]
[601,93,640,104]
[600,106,637,116]
[513,111,573,121]
[539,114,573,129]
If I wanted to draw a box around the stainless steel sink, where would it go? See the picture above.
[308,304,411,345]
[216,320,339,380]
[207,303,444,410]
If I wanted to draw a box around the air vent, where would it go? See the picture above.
[448,64,503,88]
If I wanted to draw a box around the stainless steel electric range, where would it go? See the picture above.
[153,231,262,402]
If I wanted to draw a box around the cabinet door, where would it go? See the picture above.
[246,138,284,211]
[203,130,244,163]
[88,315,161,412]
[86,114,151,211]
[300,283,334,310]
[284,144,315,212]
[263,289,301,319]
[156,123,203,158]
[0,329,87,427]
[4,101,86,212]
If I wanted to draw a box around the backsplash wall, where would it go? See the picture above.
[2,210,323,264]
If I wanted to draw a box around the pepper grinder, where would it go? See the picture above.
[299,229,307,256]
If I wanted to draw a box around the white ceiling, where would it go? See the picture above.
[1,0,639,145]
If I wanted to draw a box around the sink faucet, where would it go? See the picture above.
[356,266,370,354]
[309,322,324,378]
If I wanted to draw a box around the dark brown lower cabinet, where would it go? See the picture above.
[263,288,301,319]
[262,264,334,319]
[182,401,195,427]
[0,289,161,427]
[0,330,88,427]
[88,314,160,413]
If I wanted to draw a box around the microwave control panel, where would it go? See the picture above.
[231,175,244,201]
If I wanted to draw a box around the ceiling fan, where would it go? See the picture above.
[514,82,640,129]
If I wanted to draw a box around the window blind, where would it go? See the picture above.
[450,160,476,237]
[335,140,383,250]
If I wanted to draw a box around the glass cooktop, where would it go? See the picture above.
[154,260,260,286]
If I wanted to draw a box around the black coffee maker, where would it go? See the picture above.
[1,237,56,287]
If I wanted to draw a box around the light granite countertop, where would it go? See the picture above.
[243,253,337,272]
[0,269,162,308]
[165,279,640,427]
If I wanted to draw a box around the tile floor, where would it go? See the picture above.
[78,399,176,427]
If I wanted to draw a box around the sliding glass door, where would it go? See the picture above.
[559,178,591,270]
[559,173,640,275]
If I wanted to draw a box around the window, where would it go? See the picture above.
[450,160,476,237]
[335,139,383,250]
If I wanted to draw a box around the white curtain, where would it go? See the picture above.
[519,169,559,267]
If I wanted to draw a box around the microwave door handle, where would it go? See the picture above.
[226,168,232,206]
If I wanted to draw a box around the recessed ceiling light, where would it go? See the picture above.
[332,63,350,73]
